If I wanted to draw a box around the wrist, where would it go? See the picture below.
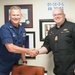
[37,50,41,54]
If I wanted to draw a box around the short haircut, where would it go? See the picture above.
[10,5,21,11]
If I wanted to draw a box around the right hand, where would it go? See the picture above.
[29,49,39,57]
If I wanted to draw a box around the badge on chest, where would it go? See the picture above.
[55,36,58,41]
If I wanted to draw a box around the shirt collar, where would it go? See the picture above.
[55,19,67,29]
[9,21,20,29]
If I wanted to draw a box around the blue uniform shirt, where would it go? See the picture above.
[0,21,26,73]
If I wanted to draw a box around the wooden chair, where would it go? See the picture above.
[11,64,45,75]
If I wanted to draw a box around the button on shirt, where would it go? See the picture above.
[0,21,26,73]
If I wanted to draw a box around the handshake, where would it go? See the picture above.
[25,47,47,57]
[27,48,39,57]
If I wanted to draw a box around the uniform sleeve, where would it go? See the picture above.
[0,26,13,45]
[42,35,51,53]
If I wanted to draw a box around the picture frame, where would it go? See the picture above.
[4,4,33,28]
[24,32,36,59]
[39,19,56,41]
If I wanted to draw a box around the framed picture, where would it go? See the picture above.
[4,4,33,28]
[39,19,56,41]
[24,32,36,59]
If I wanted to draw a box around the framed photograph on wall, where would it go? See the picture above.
[39,19,56,41]
[4,4,33,28]
[24,32,36,59]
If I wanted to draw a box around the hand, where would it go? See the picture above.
[22,62,27,65]
[29,49,39,57]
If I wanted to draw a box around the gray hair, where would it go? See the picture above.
[53,7,64,14]
[10,5,21,12]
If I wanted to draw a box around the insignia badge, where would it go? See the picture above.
[63,29,68,31]
[63,28,69,33]
[23,33,26,37]
[13,33,16,37]
[55,36,58,41]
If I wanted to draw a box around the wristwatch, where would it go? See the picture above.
[23,61,27,64]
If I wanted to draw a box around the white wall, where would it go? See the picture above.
[0,0,75,75]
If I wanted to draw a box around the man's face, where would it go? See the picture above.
[9,9,22,27]
[53,8,65,25]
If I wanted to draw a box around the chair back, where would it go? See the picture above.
[11,65,45,75]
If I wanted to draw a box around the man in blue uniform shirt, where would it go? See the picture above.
[37,7,75,75]
[0,6,38,75]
